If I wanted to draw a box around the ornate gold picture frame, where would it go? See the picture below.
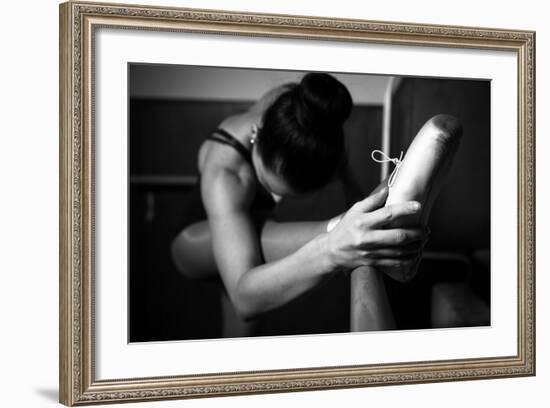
[59,1,535,405]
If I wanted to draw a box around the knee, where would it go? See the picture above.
[170,231,191,278]
[170,227,206,280]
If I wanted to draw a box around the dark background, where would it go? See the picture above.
[387,77,490,330]
[129,68,491,342]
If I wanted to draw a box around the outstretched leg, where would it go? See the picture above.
[171,219,327,279]
[171,115,461,283]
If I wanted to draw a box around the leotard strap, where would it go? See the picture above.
[206,128,252,164]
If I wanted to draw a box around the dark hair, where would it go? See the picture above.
[256,73,352,192]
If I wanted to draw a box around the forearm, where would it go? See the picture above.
[260,219,331,262]
[234,233,335,320]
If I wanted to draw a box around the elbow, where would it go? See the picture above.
[231,299,260,322]
[232,303,259,323]
[230,281,265,322]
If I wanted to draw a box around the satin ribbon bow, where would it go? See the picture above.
[371,149,404,188]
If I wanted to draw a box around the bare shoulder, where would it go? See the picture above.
[197,113,254,173]
[201,167,256,215]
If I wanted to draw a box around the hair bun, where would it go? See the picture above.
[294,73,352,130]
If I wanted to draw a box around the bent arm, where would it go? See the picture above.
[203,171,335,321]
[259,219,327,262]
[171,177,389,279]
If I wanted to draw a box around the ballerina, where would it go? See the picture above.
[171,73,430,333]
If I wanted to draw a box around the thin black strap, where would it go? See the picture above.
[206,128,252,164]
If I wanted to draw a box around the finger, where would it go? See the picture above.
[364,244,423,259]
[349,185,388,214]
[363,201,421,228]
[361,228,424,248]
[361,256,419,270]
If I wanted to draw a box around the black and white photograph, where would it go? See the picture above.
[128,64,491,342]
[54,1,537,405]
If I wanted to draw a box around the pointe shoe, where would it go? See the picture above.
[382,114,463,280]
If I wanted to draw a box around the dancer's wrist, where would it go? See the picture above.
[313,233,338,272]
[326,214,343,233]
